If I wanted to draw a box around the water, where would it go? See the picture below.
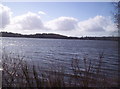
[1,37,119,78]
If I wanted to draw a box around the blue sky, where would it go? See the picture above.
[3,2,114,21]
[0,2,118,37]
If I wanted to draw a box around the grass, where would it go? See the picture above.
[2,50,118,88]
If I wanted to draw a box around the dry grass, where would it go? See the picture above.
[2,51,118,88]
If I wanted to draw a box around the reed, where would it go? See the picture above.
[2,51,118,88]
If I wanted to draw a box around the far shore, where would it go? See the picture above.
[0,32,119,41]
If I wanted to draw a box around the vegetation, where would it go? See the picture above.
[113,1,120,30]
[2,50,118,88]
[0,32,119,41]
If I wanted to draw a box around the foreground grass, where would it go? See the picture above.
[2,51,118,88]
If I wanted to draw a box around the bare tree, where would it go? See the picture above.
[114,1,120,34]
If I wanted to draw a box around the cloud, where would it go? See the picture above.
[1,3,117,36]
[0,4,12,28]
[78,15,117,32]
[6,12,44,31]
[45,17,78,31]
[38,11,46,15]
[44,16,117,36]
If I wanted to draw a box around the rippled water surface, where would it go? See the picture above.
[1,37,119,77]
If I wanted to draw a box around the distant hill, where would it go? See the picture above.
[0,32,79,39]
[0,32,119,41]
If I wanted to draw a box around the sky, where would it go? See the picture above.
[0,2,118,37]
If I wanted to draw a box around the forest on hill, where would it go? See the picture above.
[0,32,119,41]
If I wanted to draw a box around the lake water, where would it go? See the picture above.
[1,37,119,78]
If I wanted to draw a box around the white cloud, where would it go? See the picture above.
[5,12,44,31]
[0,4,12,28]
[1,4,117,36]
[45,17,78,31]
[78,15,117,32]
[38,11,46,15]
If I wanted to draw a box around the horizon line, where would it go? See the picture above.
[0,31,119,37]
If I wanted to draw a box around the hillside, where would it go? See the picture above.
[0,32,119,41]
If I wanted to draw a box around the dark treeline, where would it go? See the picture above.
[0,32,119,41]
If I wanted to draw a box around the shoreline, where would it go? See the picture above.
[0,36,119,41]
[0,32,119,41]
